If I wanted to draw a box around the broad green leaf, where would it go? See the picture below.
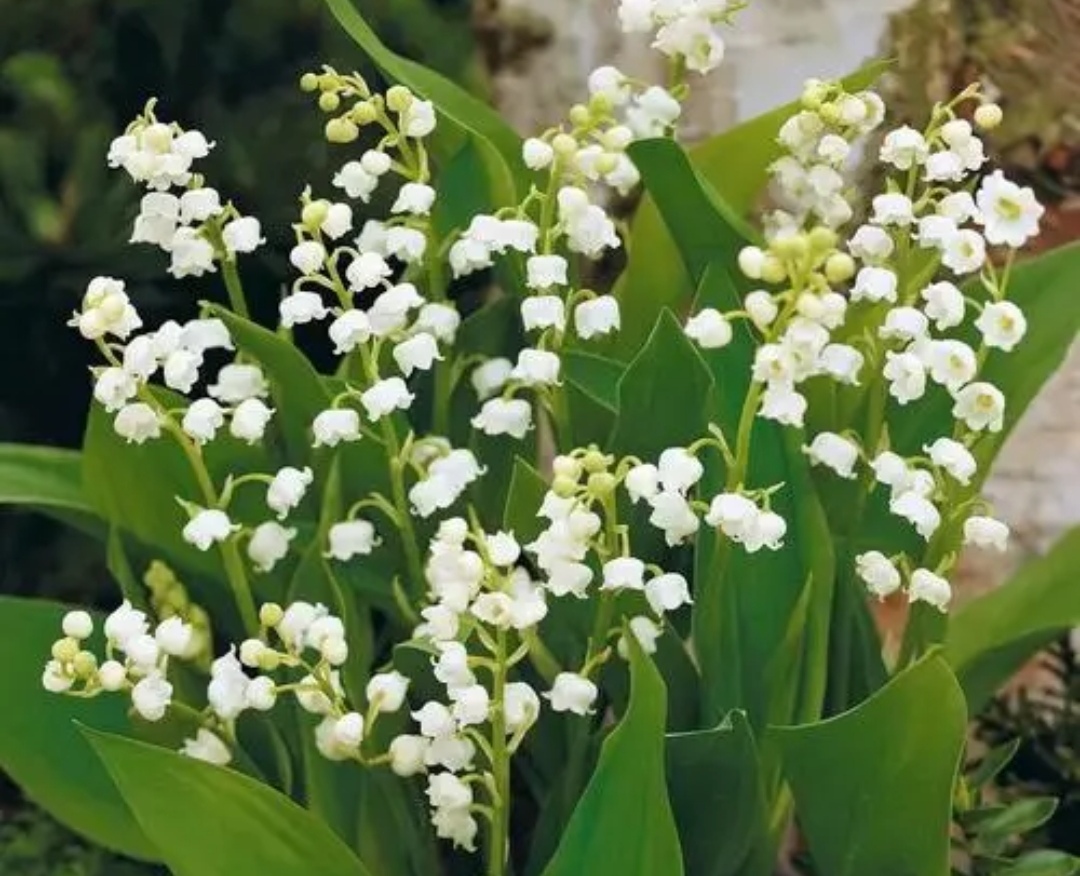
[503,456,549,544]
[563,349,622,446]
[0,442,92,513]
[208,304,332,463]
[322,0,525,209]
[773,656,966,876]
[541,638,684,876]
[86,728,372,876]
[609,309,717,458]
[946,526,1080,711]
[665,711,771,876]
[976,798,1058,841]
[0,597,157,861]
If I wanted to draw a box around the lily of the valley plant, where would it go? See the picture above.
[4,1,1080,875]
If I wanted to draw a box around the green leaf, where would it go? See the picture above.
[541,638,684,876]
[0,442,103,535]
[609,309,717,458]
[665,711,771,876]
[968,739,1021,790]
[85,728,372,876]
[563,350,623,446]
[207,304,332,463]
[0,597,158,862]
[773,656,967,876]
[946,526,1080,711]
[999,850,1080,876]
[322,0,525,208]
[976,798,1058,841]
[503,456,549,544]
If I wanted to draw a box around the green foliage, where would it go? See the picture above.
[774,657,968,876]
[85,729,373,876]
[539,638,684,876]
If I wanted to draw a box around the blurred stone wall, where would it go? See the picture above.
[485,0,1080,595]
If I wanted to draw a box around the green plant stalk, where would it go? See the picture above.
[488,627,511,876]
[221,260,251,321]
[382,417,427,599]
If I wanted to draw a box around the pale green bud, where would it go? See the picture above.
[569,104,592,127]
[587,472,617,497]
[552,133,578,157]
[318,92,341,113]
[259,602,284,628]
[301,200,330,230]
[52,637,80,663]
[299,72,320,93]
[760,256,788,285]
[325,118,359,144]
[552,475,579,498]
[825,252,857,285]
[386,86,413,113]
[73,651,98,679]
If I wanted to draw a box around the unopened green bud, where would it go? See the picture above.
[552,133,578,157]
[588,93,613,116]
[386,85,413,113]
[257,650,282,672]
[760,256,788,286]
[552,455,582,480]
[318,92,341,113]
[587,472,617,497]
[73,651,98,679]
[808,226,838,253]
[301,199,330,230]
[974,103,1003,131]
[325,117,359,144]
[594,152,619,175]
[582,448,610,474]
[825,252,856,284]
[569,104,592,127]
[52,637,79,663]
[351,101,378,125]
[819,102,841,126]
[259,602,284,628]
[300,72,320,93]
[552,475,579,498]
[771,234,808,261]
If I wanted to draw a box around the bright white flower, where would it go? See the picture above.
[330,712,365,750]
[311,408,361,448]
[484,531,521,567]
[819,344,864,385]
[856,551,902,599]
[388,735,429,777]
[624,463,661,504]
[926,339,977,392]
[125,634,160,671]
[448,237,493,278]
[852,266,898,304]
[640,573,691,618]
[361,377,415,420]
[471,397,532,438]
[938,191,979,223]
[587,65,631,105]
[279,291,328,327]
[648,490,700,546]
[942,229,987,275]
[97,661,127,691]
[759,384,807,428]
[523,138,555,170]
[155,616,194,658]
[916,215,958,251]
[413,701,457,739]
[976,171,1045,248]
[471,358,513,400]
[332,162,378,201]
[742,510,787,553]
[925,150,965,183]
[229,398,274,444]
[870,451,910,489]
[222,217,264,254]
[545,672,598,715]
[511,348,561,387]
[72,276,142,340]
[909,569,951,612]
[209,363,268,404]
[526,255,569,292]
[328,310,371,355]
[266,467,313,520]
[413,303,460,345]
[131,672,172,722]
[500,682,540,736]
[400,99,437,138]
[871,192,915,227]
[923,437,976,485]
[653,14,725,73]
[616,616,662,659]
[617,0,654,32]
[626,85,682,138]
[178,188,222,224]
[384,226,427,264]
[320,203,353,240]
[849,224,895,264]
[326,519,379,561]
[94,368,138,413]
[975,301,1027,352]
[166,228,216,279]
[161,348,202,395]
[393,332,442,378]
[705,493,758,542]
[883,351,927,405]
[890,491,941,540]
[804,432,860,479]
[964,515,1009,551]
[103,601,148,650]
[921,282,966,330]
[685,308,733,349]
[880,126,929,169]
[346,252,393,292]
[114,403,162,444]
[450,684,490,727]
[181,729,231,766]
[738,247,766,281]
[880,307,929,343]
[247,521,297,573]
[367,671,409,714]
[817,133,851,165]
[391,182,437,216]
[183,508,239,551]
[521,297,566,335]
[658,447,703,493]
[602,556,646,591]
[62,610,94,640]
[41,660,72,694]
[745,290,779,329]
[121,335,158,381]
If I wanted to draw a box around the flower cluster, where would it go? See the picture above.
[617,0,738,74]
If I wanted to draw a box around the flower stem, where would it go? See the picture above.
[221,259,251,321]
[487,628,511,876]
[380,417,427,600]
